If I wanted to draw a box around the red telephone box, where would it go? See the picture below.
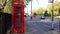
[12,0,24,33]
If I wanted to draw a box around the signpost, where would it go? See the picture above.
[31,0,32,19]
[48,0,54,30]
[51,0,54,30]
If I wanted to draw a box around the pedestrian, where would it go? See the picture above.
[33,13,37,17]
[44,11,48,17]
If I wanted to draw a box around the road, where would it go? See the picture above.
[24,16,60,34]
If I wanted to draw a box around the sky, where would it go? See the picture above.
[25,0,48,13]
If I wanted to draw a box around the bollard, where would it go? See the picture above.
[59,20,60,28]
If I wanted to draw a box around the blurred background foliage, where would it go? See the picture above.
[24,0,32,7]
[0,0,12,14]
[0,0,60,15]
[4,0,12,14]
[32,1,60,16]
[24,0,60,16]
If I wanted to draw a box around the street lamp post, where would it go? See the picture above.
[51,0,54,30]
[26,0,28,14]
[31,0,32,19]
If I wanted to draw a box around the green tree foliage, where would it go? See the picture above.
[0,4,3,9]
[29,0,60,16]
[4,0,12,14]
[47,2,60,15]
[59,8,60,14]
[0,0,6,9]
[0,0,32,14]
[44,11,48,17]
[0,0,12,14]
[24,0,32,7]
[32,8,43,15]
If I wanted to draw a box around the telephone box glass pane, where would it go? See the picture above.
[14,7,21,29]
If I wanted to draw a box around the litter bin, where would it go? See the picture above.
[0,12,5,34]
[2,13,11,34]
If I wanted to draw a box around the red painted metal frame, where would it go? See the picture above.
[12,0,24,33]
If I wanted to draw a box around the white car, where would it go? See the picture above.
[40,15,45,19]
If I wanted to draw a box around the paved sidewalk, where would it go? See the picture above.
[25,20,60,34]
[25,28,60,34]
[44,29,60,34]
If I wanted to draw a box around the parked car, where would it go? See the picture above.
[24,13,29,17]
[40,15,45,19]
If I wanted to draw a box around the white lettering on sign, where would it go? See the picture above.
[14,2,23,4]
